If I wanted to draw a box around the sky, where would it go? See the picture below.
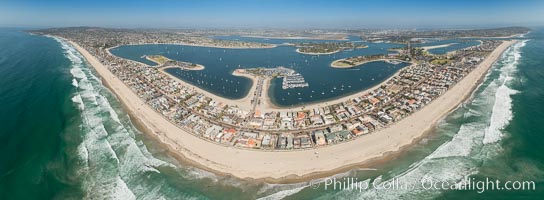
[1,0,543,28]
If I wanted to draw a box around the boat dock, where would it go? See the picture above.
[282,73,309,89]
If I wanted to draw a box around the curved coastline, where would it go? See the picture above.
[160,68,257,111]
[330,58,407,69]
[111,41,277,50]
[146,55,206,71]
[163,64,205,71]
[240,35,349,41]
[295,48,340,55]
[107,44,409,111]
[421,43,457,50]
[67,37,516,182]
[260,63,412,112]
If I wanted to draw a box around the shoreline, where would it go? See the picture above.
[330,58,407,69]
[107,42,407,111]
[295,48,340,55]
[68,38,515,183]
[162,64,205,71]
[240,34,349,41]
[259,63,411,112]
[146,55,206,71]
[107,44,411,112]
[110,41,277,51]
[421,43,457,50]
[158,68,257,111]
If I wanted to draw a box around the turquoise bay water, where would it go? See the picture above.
[1,28,543,199]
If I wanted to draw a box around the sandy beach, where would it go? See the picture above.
[161,64,205,71]
[158,68,257,111]
[422,43,457,50]
[330,58,405,68]
[69,39,515,182]
[259,62,413,113]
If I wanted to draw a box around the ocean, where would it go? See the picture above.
[1,28,543,199]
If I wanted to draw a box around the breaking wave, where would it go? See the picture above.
[330,40,527,199]
[52,35,528,199]
[483,41,526,144]
[55,37,202,199]
[263,40,529,200]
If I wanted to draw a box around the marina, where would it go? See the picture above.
[110,38,424,106]
[282,73,309,89]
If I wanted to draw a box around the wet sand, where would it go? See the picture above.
[69,39,515,182]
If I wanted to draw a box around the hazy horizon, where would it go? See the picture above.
[1,0,543,29]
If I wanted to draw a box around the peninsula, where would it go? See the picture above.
[330,53,408,68]
[146,55,205,70]
[31,27,520,181]
[294,42,368,55]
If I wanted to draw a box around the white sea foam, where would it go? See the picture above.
[71,94,84,110]
[72,78,79,88]
[55,37,195,199]
[70,67,86,79]
[75,141,90,174]
[483,83,517,144]
[429,123,484,159]
[57,37,150,199]
[326,40,527,200]
[257,185,308,200]
[108,177,137,200]
[463,108,481,118]
[483,40,526,144]
[185,167,219,181]
[256,166,356,200]
[96,94,121,123]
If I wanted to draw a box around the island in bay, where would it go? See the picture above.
[30,26,528,181]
